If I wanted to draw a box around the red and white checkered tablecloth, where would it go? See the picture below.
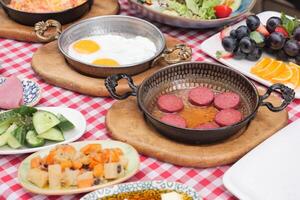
[1,1,300,200]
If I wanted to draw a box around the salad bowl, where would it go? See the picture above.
[128,0,256,28]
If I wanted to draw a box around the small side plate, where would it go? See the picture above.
[0,77,42,107]
[81,180,201,200]
[0,107,86,155]
[18,140,140,195]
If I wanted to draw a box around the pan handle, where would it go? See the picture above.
[151,44,192,67]
[259,83,295,112]
[34,20,62,42]
[105,74,138,100]
[88,0,94,9]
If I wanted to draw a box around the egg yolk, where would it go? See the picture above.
[92,58,120,67]
[73,40,100,54]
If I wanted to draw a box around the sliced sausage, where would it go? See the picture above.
[160,114,187,128]
[188,87,214,106]
[215,109,242,127]
[195,122,220,130]
[214,92,240,110]
[157,94,184,113]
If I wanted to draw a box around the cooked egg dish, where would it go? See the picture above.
[68,35,157,67]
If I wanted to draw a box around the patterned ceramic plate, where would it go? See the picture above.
[128,0,256,28]
[81,180,201,200]
[0,77,42,107]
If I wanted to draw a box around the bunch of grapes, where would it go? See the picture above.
[221,14,300,64]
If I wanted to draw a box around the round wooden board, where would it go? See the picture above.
[31,36,181,97]
[106,94,288,168]
[0,0,119,42]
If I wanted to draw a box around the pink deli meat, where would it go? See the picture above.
[188,87,214,106]
[214,92,240,110]
[160,114,187,128]
[0,76,23,109]
[157,94,184,113]
[215,109,242,126]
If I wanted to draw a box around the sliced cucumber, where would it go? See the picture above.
[0,124,18,147]
[0,110,18,126]
[37,128,64,142]
[0,123,10,135]
[26,130,45,148]
[12,126,26,145]
[7,134,21,149]
[33,111,60,134]
[56,114,75,132]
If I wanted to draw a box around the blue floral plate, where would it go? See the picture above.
[0,77,42,108]
[81,181,201,200]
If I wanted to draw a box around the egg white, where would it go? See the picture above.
[68,35,157,66]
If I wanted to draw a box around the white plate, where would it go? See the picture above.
[200,11,300,99]
[0,107,86,155]
[223,120,300,200]
[18,140,140,195]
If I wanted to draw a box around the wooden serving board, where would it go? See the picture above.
[0,0,119,42]
[106,94,288,168]
[31,36,181,97]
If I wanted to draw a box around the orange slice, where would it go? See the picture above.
[288,64,300,88]
[289,62,300,69]
[251,57,274,74]
[271,63,293,82]
[257,60,285,79]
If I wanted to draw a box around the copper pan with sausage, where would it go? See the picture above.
[105,62,295,144]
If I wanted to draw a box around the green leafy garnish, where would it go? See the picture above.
[281,13,299,37]
[216,50,222,59]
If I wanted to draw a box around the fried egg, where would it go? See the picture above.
[68,35,157,67]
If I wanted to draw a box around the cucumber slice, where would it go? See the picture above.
[0,124,18,147]
[56,114,75,132]
[37,128,64,142]
[33,111,60,134]
[12,126,26,145]
[26,130,45,147]
[0,110,18,126]
[7,134,21,149]
[0,123,10,135]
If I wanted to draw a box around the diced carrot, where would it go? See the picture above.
[103,149,110,163]
[113,148,123,156]
[88,144,102,153]
[80,145,90,155]
[80,144,102,155]
[46,150,56,165]
[93,153,105,163]
[60,160,73,170]
[93,164,104,177]
[72,160,83,170]
[30,156,42,168]
[110,150,120,163]
[77,179,93,188]
[88,159,98,169]
[61,145,76,154]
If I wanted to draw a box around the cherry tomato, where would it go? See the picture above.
[275,26,289,38]
[214,5,232,18]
